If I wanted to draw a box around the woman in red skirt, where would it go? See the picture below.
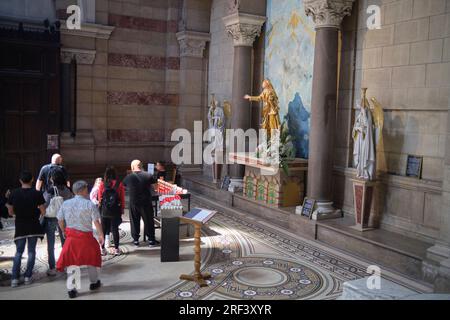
[57,180,104,298]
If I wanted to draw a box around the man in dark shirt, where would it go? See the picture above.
[156,161,167,181]
[6,171,45,287]
[36,153,70,194]
[123,160,159,247]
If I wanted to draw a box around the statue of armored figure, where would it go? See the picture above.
[352,88,384,181]
[207,94,226,183]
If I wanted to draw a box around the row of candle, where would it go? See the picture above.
[156,180,187,195]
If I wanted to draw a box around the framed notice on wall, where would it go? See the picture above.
[300,198,316,219]
[47,134,59,150]
[406,155,423,179]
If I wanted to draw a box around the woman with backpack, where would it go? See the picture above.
[97,166,125,256]
[43,169,73,276]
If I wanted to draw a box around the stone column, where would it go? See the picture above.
[77,0,96,23]
[176,31,211,166]
[59,48,97,161]
[304,0,355,219]
[424,105,450,292]
[176,30,211,128]
[223,12,266,190]
[59,20,114,165]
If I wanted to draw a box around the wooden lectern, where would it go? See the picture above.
[179,208,217,287]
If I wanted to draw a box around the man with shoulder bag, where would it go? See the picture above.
[36,154,70,194]
[42,170,73,276]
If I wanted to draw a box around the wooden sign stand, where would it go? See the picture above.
[179,217,211,287]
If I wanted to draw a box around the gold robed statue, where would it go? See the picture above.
[244,79,281,138]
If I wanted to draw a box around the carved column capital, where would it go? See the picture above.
[304,0,356,29]
[223,13,266,47]
[176,31,211,58]
[61,48,96,64]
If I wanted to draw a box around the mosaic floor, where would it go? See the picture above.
[0,218,132,286]
[0,197,427,300]
[151,200,426,300]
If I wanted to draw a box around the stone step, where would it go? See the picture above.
[339,277,450,300]
[181,174,434,286]
[338,277,418,300]
[182,174,316,238]
[316,217,433,282]
[339,277,422,300]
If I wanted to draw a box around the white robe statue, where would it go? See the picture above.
[352,104,376,180]
[207,98,225,152]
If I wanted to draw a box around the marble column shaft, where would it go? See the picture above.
[176,31,210,165]
[223,12,266,180]
[307,27,339,201]
[229,45,252,179]
[303,0,355,209]
[431,101,450,292]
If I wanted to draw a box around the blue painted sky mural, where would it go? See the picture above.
[264,0,315,159]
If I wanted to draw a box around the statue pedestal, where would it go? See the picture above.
[210,152,224,184]
[351,178,376,231]
[211,163,223,184]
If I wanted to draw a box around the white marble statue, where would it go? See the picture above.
[207,94,227,183]
[352,88,383,181]
[207,94,225,151]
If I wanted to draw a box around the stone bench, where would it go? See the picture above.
[339,277,450,300]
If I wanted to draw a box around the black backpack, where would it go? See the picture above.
[46,165,66,191]
[100,181,121,218]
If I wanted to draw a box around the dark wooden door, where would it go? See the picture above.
[0,25,60,190]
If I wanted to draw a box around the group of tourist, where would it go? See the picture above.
[1,154,168,298]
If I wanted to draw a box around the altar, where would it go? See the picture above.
[229,152,308,207]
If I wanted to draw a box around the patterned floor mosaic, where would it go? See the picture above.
[0,220,132,286]
[150,199,425,300]
[0,196,427,299]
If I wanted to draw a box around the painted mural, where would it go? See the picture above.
[264,0,315,159]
